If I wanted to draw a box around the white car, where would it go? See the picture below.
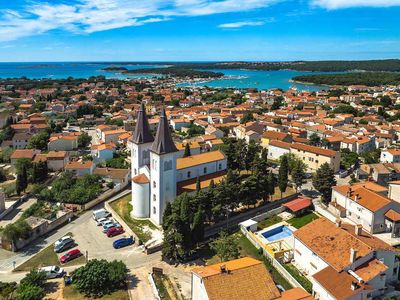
[54,236,72,247]
[101,219,114,228]
[39,266,65,278]
[96,217,108,226]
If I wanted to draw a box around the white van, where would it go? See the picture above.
[92,208,111,221]
[39,266,65,278]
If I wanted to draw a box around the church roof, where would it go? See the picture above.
[132,102,154,144]
[151,107,178,155]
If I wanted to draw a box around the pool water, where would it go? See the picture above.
[261,225,293,242]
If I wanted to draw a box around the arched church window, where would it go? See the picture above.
[153,181,156,188]
[153,207,156,214]
[153,194,156,201]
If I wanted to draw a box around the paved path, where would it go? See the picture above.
[0,198,37,227]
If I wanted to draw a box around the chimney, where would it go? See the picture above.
[335,218,342,228]
[220,265,227,273]
[350,248,358,264]
[354,194,359,202]
[355,224,362,236]
[350,281,358,291]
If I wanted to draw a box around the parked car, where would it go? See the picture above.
[54,238,75,253]
[107,227,124,237]
[113,236,134,249]
[92,209,111,221]
[96,217,108,226]
[54,236,72,248]
[102,222,120,233]
[101,219,115,228]
[60,249,82,264]
[39,266,65,278]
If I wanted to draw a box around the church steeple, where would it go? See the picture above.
[132,102,154,144]
[151,107,178,154]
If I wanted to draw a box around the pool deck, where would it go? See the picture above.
[256,222,297,247]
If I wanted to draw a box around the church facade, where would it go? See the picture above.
[130,104,227,225]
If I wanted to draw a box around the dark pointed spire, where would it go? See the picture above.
[151,107,178,155]
[132,102,154,144]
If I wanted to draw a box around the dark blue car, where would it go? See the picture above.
[113,236,134,249]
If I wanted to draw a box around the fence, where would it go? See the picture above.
[82,181,128,210]
[204,193,299,238]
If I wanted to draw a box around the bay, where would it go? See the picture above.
[0,62,329,91]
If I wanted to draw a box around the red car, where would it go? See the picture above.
[107,226,124,237]
[60,249,82,264]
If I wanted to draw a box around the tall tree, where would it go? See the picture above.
[312,163,336,204]
[291,160,306,192]
[16,164,28,195]
[278,155,289,198]
[195,176,201,193]
[183,143,191,157]
[267,172,276,201]
[191,207,205,245]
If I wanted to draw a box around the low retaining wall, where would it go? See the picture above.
[83,182,128,210]
[104,192,139,244]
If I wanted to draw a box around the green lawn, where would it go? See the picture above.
[257,215,283,230]
[110,194,158,243]
[283,263,313,293]
[15,233,86,272]
[205,232,293,291]
[63,284,129,300]
[287,212,319,229]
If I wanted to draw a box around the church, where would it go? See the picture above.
[130,103,227,225]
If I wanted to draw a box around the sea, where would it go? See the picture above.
[0,62,329,91]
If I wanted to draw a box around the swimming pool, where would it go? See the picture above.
[261,225,293,242]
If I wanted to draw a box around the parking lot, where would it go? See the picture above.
[67,213,137,261]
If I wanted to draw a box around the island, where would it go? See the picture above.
[292,72,400,86]
[101,66,128,72]
[122,67,224,78]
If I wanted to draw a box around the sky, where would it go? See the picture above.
[0,0,399,62]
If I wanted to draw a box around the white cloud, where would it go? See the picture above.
[218,21,267,28]
[312,0,400,9]
[0,0,279,42]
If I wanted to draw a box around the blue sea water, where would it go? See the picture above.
[179,69,329,91]
[0,62,328,91]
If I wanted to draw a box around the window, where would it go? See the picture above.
[203,167,207,174]
[219,163,222,170]
[153,207,156,214]
[164,160,172,171]
[153,194,156,202]
[134,168,137,175]
[153,181,156,188]
[187,171,191,178]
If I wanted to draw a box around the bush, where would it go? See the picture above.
[71,259,127,297]
[20,269,47,288]
[0,281,17,299]
[16,283,43,300]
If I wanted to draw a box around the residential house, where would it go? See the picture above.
[91,143,116,162]
[381,149,400,163]
[65,161,95,176]
[294,217,399,300]
[46,151,69,171]
[48,134,79,151]
[10,149,40,168]
[268,140,291,161]
[261,131,292,149]
[12,133,32,149]
[93,167,130,185]
[191,257,281,300]
[330,183,400,235]
[290,143,341,172]
[101,129,127,144]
